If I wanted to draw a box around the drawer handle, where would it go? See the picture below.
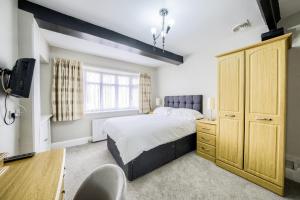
[256,117,272,121]
[225,114,235,118]
[201,147,209,152]
[201,127,210,131]
[200,137,209,141]
[62,190,66,194]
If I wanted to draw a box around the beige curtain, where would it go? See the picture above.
[139,73,152,113]
[51,58,83,122]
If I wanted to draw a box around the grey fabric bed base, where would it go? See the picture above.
[107,133,196,181]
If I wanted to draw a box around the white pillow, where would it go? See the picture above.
[170,108,203,120]
[153,107,173,115]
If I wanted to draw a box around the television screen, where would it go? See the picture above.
[9,58,35,98]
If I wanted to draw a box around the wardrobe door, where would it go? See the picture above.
[244,40,287,186]
[217,51,245,169]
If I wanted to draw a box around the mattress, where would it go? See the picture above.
[103,114,196,164]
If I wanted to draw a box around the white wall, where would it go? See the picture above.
[158,26,268,117]
[18,10,42,153]
[39,32,50,64]
[40,63,52,115]
[279,12,300,159]
[0,0,20,156]
[40,47,158,143]
[32,19,42,153]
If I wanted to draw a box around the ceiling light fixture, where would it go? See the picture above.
[151,8,174,52]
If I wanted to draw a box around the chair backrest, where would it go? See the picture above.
[73,164,126,200]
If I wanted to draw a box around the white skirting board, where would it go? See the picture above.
[51,137,91,149]
[286,154,300,183]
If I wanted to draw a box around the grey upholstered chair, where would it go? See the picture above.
[73,164,127,200]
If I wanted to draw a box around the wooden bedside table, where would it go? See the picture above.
[196,119,217,163]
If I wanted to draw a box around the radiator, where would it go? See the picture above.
[92,118,108,142]
[91,111,139,142]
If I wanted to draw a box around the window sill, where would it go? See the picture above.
[85,109,139,116]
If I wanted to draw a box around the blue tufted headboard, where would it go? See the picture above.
[164,95,203,113]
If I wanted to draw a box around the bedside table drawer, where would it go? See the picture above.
[196,123,216,135]
[197,132,216,146]
[197,142,215,157]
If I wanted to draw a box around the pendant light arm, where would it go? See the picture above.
[150,8,172,51]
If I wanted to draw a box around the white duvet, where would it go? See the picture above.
[103,114,196,164]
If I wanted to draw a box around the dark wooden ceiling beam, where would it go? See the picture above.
[18,0,184,65]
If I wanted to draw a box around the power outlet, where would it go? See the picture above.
[8,110,21,119]
[8,111,14,119]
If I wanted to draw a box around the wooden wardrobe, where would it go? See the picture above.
[216,33,292,196]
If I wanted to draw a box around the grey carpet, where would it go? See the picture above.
[65,142,300,200]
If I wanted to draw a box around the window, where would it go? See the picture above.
[84,67,139,113]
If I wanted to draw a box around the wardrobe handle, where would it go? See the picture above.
[225,114,235,118]
[256,117,272,121]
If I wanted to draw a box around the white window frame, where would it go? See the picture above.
[83,65,139,113]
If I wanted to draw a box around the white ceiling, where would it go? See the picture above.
[279,0,300,19]
[32,0,300,67]
[32,0,265,54]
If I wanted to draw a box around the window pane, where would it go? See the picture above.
[85,83,100,111]
[103,74,115,84]
[103,85,115,109]
[86,71,100,83]
[132,87,139,108]
[118,76,129,85]
[132,77,139,85]
[118,86,129,108]
[84,68,139,112]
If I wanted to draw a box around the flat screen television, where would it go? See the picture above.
[8,58,35,98]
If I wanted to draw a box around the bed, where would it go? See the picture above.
[106,95,203,181]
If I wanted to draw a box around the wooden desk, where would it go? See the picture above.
[0,149,65,200]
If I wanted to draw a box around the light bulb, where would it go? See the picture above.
[166,26,171,34]
[151,27,157,35]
